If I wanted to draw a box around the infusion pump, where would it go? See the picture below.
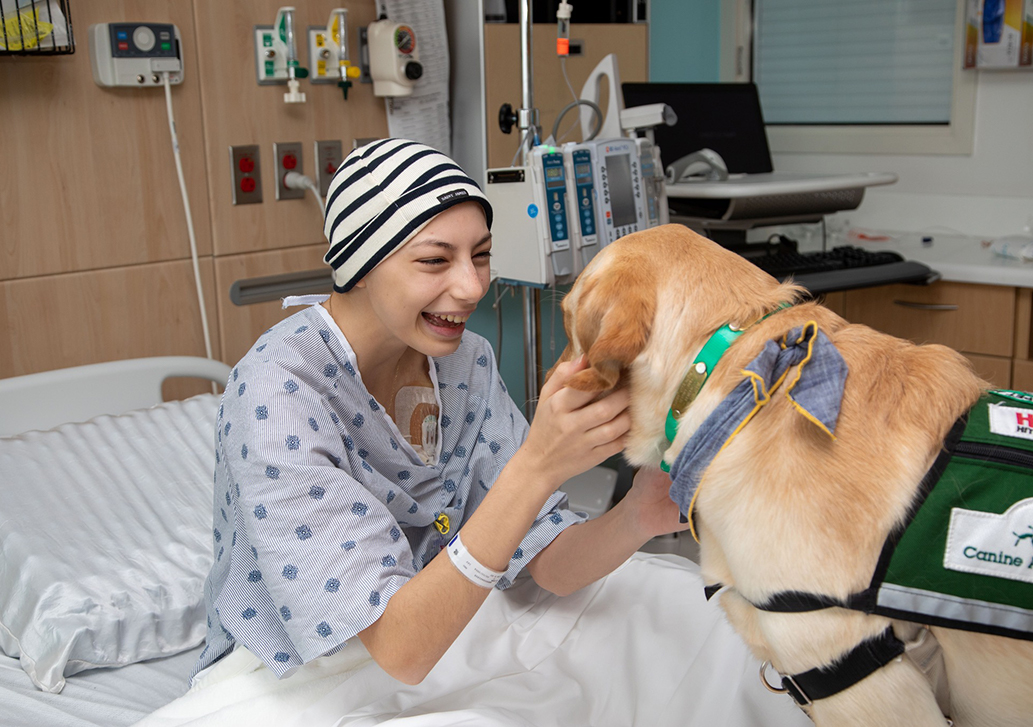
[486,138,668,287]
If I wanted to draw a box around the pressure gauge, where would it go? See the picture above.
[394,25,416,55]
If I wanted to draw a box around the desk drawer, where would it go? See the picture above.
[842,282,1015,358]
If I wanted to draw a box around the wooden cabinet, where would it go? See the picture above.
[824,282,1033,390]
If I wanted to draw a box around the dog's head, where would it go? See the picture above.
[552,224,803,466]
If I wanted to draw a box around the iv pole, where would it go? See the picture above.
[517,0,543,420]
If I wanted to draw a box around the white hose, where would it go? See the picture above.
[163,72,214,364]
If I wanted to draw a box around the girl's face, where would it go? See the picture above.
[357,201,492,358]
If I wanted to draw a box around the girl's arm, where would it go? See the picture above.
[524,467,691,597]
[358,357,631,684]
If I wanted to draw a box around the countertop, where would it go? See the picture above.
[798,230,1033,289]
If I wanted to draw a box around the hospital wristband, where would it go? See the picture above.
[446,532,505,589]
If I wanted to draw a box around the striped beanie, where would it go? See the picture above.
[323,138,493,292]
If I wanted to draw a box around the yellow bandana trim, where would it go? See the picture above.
[684,321,836,543]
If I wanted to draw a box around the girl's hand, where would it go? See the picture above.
[623,467,692,540]
[515,355,631,491]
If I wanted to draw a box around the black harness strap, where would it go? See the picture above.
[778,626,905,706]
[756,589,874,613]
[703,583,723,601]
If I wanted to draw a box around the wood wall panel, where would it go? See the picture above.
[484,24,649,168]
[214,244,329,366]
[0,259,218,378]
[1013,358,1033,392]
[1014,288,1032,360]
[194,1,386,258]
[0,0,211,280]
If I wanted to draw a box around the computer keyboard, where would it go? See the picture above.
[745,245,936,294]
[749,245,904,278]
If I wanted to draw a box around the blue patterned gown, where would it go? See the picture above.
[193,305,584,680]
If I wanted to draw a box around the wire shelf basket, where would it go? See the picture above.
[1,0,74,55]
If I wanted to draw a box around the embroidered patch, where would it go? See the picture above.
[988,403,1033,441]
[944,498,1033,585]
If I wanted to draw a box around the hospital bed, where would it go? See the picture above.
[0,357,809,727]
[0,357,229,726]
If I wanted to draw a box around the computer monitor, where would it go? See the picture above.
[621,82,774,174]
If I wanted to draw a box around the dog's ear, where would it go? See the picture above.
[566,279,654,393]
[544,344,574,385]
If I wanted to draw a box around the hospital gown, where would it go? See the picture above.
[193,304,585,680]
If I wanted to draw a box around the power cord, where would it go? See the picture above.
[162,72,214,377]
[283,171,325,217]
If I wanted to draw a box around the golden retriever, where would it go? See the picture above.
[554,224,1033,726]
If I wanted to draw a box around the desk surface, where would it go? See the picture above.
[799,231,1033,289]
[666,172,898,199]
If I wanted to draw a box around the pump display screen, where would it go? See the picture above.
[545,167,563,179]
[575,163,592,177]
[605,153,636,228]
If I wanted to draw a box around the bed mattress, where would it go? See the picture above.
[0,641,201,726]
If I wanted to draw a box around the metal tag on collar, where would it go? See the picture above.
[658,303,792,472]
[660,322,744,472]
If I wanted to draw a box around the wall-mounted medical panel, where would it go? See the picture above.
[193,1,386,258]
[0,0,210,281]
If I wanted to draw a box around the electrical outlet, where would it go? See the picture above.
[314,140,343,198]
[229,145,263,205]
[273,142,305,201]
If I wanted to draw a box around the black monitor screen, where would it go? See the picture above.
[621,83,774,175]
[605,153,637,228]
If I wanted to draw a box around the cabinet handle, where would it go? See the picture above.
[892,301,959,311]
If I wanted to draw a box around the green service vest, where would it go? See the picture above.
[873,390,1033,639]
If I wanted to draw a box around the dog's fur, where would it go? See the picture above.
[554,225,1033,726]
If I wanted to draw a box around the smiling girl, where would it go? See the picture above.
[194,139,689,687]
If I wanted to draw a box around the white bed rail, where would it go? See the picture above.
[0,356,231,437]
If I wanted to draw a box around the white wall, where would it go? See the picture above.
[772,72,1033,239]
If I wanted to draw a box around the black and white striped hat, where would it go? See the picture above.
[323,139,493,292]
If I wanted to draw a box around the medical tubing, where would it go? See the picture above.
[552,98,602,143]
[510,126,534,168]
[163,72,214,366]
[446,531,505,589]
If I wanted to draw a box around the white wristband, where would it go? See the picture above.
[446,532,505,589]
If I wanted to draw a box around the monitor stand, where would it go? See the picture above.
[669,213,805,259]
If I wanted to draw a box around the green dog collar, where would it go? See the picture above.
[660,303,792,472]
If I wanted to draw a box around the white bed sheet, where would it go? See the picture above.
[135,553,811,727]
[0,645,200,727]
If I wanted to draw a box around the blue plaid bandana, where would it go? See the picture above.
[668,321,848,540]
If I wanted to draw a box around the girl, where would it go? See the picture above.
[195,138,690,686]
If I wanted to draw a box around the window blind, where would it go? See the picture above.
[753,0,956,125]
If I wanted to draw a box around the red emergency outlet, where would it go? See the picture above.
[240,177,256,193]
[282,154,297,170]
[238,157,255,173]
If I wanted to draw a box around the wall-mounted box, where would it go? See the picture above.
[964,0,1033,69]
